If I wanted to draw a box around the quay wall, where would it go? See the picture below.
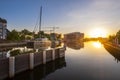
[0,47,66,79]
[104,43,120,61]
[0,42,26,48]
[0,58,9,80]
[103,42,120,51]
[9,57,66,80]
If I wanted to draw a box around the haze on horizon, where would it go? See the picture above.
[0,0,120,37]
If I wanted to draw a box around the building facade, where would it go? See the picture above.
[0,18,7,39]
[64,32,84,43]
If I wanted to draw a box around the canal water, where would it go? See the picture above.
[6,41,120,80]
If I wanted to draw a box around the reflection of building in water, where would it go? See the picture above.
[66,41,84,50]
[64,32,84,43]
[104,45,120,63]
[51,41,62,48]
[10,57,66,80]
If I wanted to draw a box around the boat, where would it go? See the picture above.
[27,6,51,49]
[27,38,51,49]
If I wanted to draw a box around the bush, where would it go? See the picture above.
[10,49,21,56]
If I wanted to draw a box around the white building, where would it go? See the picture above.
[0,18,7,39]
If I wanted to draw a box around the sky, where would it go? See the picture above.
[0,0,120,37]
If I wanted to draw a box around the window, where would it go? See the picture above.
[0,29,2,32]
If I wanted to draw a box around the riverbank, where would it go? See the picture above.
[103,42,120,51]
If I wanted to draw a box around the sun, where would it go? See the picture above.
[89,28,107,38]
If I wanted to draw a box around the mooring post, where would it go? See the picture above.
[43,50,46,64]
[52,48,55,60]
[9,57,15,78]
[30,53,34,70]
[59,48,65,58]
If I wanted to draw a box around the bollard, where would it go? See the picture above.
[30,53,34,70]
[9,57,15,78]
[35,49,38,52]
[52,49,55,60]
[43,50,46,64]
[59,48,65,58]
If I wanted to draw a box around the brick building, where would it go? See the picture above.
[64,32,84,43]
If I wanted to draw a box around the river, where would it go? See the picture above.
[6,41,120,80]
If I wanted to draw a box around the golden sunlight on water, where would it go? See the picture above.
[92,41,102,48]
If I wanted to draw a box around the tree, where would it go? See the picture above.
[21,29,32,35]
[7,29,20,41]
[116,30,120,44]
[108,35,116,42]
[19,29,33,40]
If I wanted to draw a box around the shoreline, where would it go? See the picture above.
[103,42,120,51]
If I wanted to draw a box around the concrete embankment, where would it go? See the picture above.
[0,47,66,80]
[103,42,120,61]
[0,42,26,48]
[103,42,120,51]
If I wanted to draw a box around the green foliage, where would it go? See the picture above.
[7,29,61,41]
[10,49,21,56]
[108,30,120,43]
[116,30,120,43]
[34,31,51,40]
[7,29,33,41]
[21,29,32,35]
[7,29,20,41]
[109,35,116,42]
[10,49,34,56]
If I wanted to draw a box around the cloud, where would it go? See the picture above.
[61,0,120,34]
[72,1,119,21]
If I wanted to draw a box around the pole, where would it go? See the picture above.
[39,6,42,38]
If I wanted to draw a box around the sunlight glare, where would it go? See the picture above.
[89,28,107,38]
[92,42,102,48]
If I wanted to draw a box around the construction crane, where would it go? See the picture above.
[46,27,59,33]
[43,29,54,34]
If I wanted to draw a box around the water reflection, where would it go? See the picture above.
[51,41,62,48]
[7,58,66,80]
[65,41,84,50]
[92,41,102,48]
[2,41,120,80]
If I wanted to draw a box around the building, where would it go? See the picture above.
[114,37,120,46]
[64,32,84,43]
[0,18,7,39]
